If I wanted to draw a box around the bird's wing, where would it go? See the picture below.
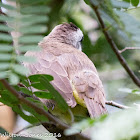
[57,51,107,118]
[24,51,77,107]
[24,45,107,118]
[72,70,106,118]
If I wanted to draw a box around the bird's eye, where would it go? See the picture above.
[80,37,83,42]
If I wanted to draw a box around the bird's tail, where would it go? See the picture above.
[83,96,107,118]
[72,70,107,118]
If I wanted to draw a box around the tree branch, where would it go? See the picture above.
[17,92,130,110]
[1,79,90,140]
[106,101,130,109]
[90,3,140,87]
[119,47,140,53]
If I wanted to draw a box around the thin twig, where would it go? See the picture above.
[1,79,90,140]
[119,47,140,53]
[15,124,41,134]
[90,3,140,87]
[106,101,130,109]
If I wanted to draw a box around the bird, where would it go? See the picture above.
[23,23,107,119]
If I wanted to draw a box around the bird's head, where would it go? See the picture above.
[48,23,83,51]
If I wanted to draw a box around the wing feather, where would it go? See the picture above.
[24,51,77,107]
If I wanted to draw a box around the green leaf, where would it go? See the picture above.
[0,33,12,42]
[132,89,140,95]
[112,0,130,9]
[131,0,139,7]
[0,2,16,10]
[29,74,53,82]
[0,53,12,60]
[22,104,48,122]
[0,71,8,79]
[0,90,19,106]
[40,76,68,112]
[19,45,41,52]
[34,91,53,99]
[9,73,19,85]
[123,0,130,2]
[0,63,9,70]
[84,0,90,5]
[13,64,29,76]
[26,97,41,104]
[0,15,14,22]
[21,5,51,14]
[0,45,13,52]
[19,35,43,44]
[22,15,49,26]
[0,81,4,89]
[20,87,33,96]
[29,74,54,90]
[20,78,30,87]
[31,82,46,90]
[12,106,39,124]
[20,25,47,34]
[17,55,36,63]
[0,24,13,32]
[25,97,48,112]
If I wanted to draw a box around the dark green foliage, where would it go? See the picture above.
[0,0,50,85]
[21,104,48,122]
[131,0,139,7]
[20,87,33,96]
[0,73,68,124]
[0,89,19,106]
[13,106,40,124]
[29,74,53,90]
[29,74,53,82]
[40,75,69,112]
[28,74,68,112]
[34,91,53,99]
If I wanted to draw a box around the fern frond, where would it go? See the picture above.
[0,0,50,85]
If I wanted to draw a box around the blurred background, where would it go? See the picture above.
[26,0,140,108]
[0,0,140,139]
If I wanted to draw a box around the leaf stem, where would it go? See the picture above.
[106,101,130,109]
